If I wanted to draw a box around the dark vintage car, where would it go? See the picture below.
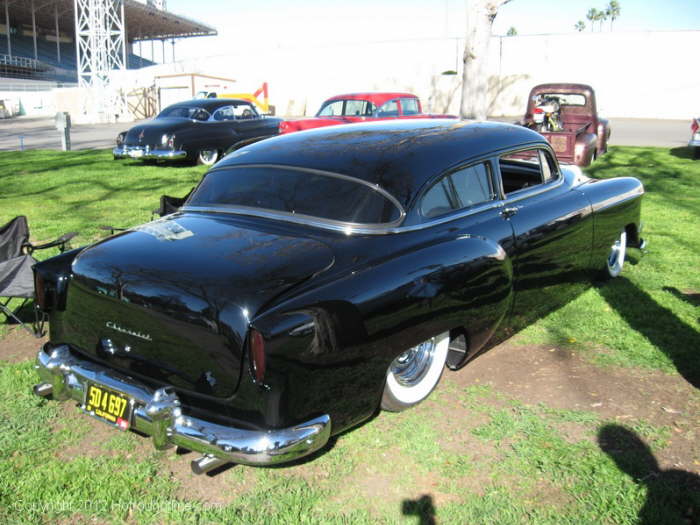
[33,120,645,474]
[113,98,282,165]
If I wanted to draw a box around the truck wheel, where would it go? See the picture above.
[605,230,627,279]
[694,147,700,160]
[381,332,449,412]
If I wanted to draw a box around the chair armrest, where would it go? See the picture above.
[99,225,127,236]
[27,232,77,253]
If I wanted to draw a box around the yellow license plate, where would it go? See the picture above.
[84,383,132,431]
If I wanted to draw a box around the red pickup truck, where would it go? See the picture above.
[521,83,610,166]
[280,92,454,134]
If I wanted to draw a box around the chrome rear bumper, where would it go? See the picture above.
[34,345,331,470]
[113,145,187,160]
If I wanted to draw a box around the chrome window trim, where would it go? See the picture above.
[183,199,506,236]
[185,163,406,230]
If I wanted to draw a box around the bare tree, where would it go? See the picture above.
[459,0,513,120]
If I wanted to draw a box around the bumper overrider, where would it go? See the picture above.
[33,345,331,474]
[113,145,188,161]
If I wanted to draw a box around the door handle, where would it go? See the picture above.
[501,206,519,218]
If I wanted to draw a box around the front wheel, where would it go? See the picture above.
[381,332,449,412]
[605,230,627,278]
[196,149,219,166]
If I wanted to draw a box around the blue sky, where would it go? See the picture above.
[163,0,700,59]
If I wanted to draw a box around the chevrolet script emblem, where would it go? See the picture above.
[106,321,152,341]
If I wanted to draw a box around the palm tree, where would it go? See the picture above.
[607,1,621,31]
[586,8,598,32]
[574,20,586,32]
[595,9,607,31]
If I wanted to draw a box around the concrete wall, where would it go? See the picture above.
[110,30,697,120]
[7,30,698,122]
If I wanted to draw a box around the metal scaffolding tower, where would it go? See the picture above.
[74,0,126,88]
[74,0,127,121]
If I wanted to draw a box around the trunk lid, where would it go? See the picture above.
[57,213,334,398]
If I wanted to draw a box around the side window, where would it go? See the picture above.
[232,103,257,119]
[400,98,420,115]
[377,100,399,117]
[420,162,493,218]
[212,106,235,121]
[318,100,344,116]
[499,148,558,195]
[345,100,375,116]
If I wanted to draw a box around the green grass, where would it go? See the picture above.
[1,146,699,523]
[518,146,700,382]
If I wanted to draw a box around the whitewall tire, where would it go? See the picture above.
[381,332,450,412]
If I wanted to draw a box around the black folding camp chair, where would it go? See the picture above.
[0,216,76,337]
[153,188,193,218]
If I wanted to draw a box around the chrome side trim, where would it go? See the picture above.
[113,146,188,161]
[34,345,331,466]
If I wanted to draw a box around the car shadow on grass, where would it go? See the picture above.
[597,278,700,389]
[598,424,700,525]
[668,146,696,161]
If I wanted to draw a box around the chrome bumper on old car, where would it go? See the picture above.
[113,145,188,161]
[33,345,331,473]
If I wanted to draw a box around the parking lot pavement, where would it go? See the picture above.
[0,115,692,152]
[607,118,690,148]
[0,116,137,151]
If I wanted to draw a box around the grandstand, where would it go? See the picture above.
[0,0,216,86]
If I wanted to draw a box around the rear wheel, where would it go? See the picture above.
[381,332,449,412]
[196,149,219,166]
[694,147,700,160]
[605,230,627,278]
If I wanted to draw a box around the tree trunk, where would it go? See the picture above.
[459,0,511,120]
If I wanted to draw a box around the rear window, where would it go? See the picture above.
[187,165,403,226]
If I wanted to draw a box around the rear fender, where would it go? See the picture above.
[252,234,514,433]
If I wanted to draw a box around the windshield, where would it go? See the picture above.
[187,165,404,226]
[317,99,377,117]
[158,105,211,121]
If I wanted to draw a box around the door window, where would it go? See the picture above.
[400,98,420,115]
[499,148,559,195]
[420,162,494,218]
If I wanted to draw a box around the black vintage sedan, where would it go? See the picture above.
[33,120,644,473]
[113,98,282,165]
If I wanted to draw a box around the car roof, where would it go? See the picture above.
[163,98,251,111]
[218,119,548,207]
[323,92,418,107]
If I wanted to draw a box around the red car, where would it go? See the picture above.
[279,92,454,134]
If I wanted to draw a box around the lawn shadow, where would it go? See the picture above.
[402,494,436,525]
[598,424,700,525]
[663,286,700,308]
[597,278,700,388]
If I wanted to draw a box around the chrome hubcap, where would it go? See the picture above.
[199,150,217,164]
[390,338,436,387]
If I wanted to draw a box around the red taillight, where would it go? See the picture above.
[533,108,544,114]
[250,329,266,384]
[278,121,288,133]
